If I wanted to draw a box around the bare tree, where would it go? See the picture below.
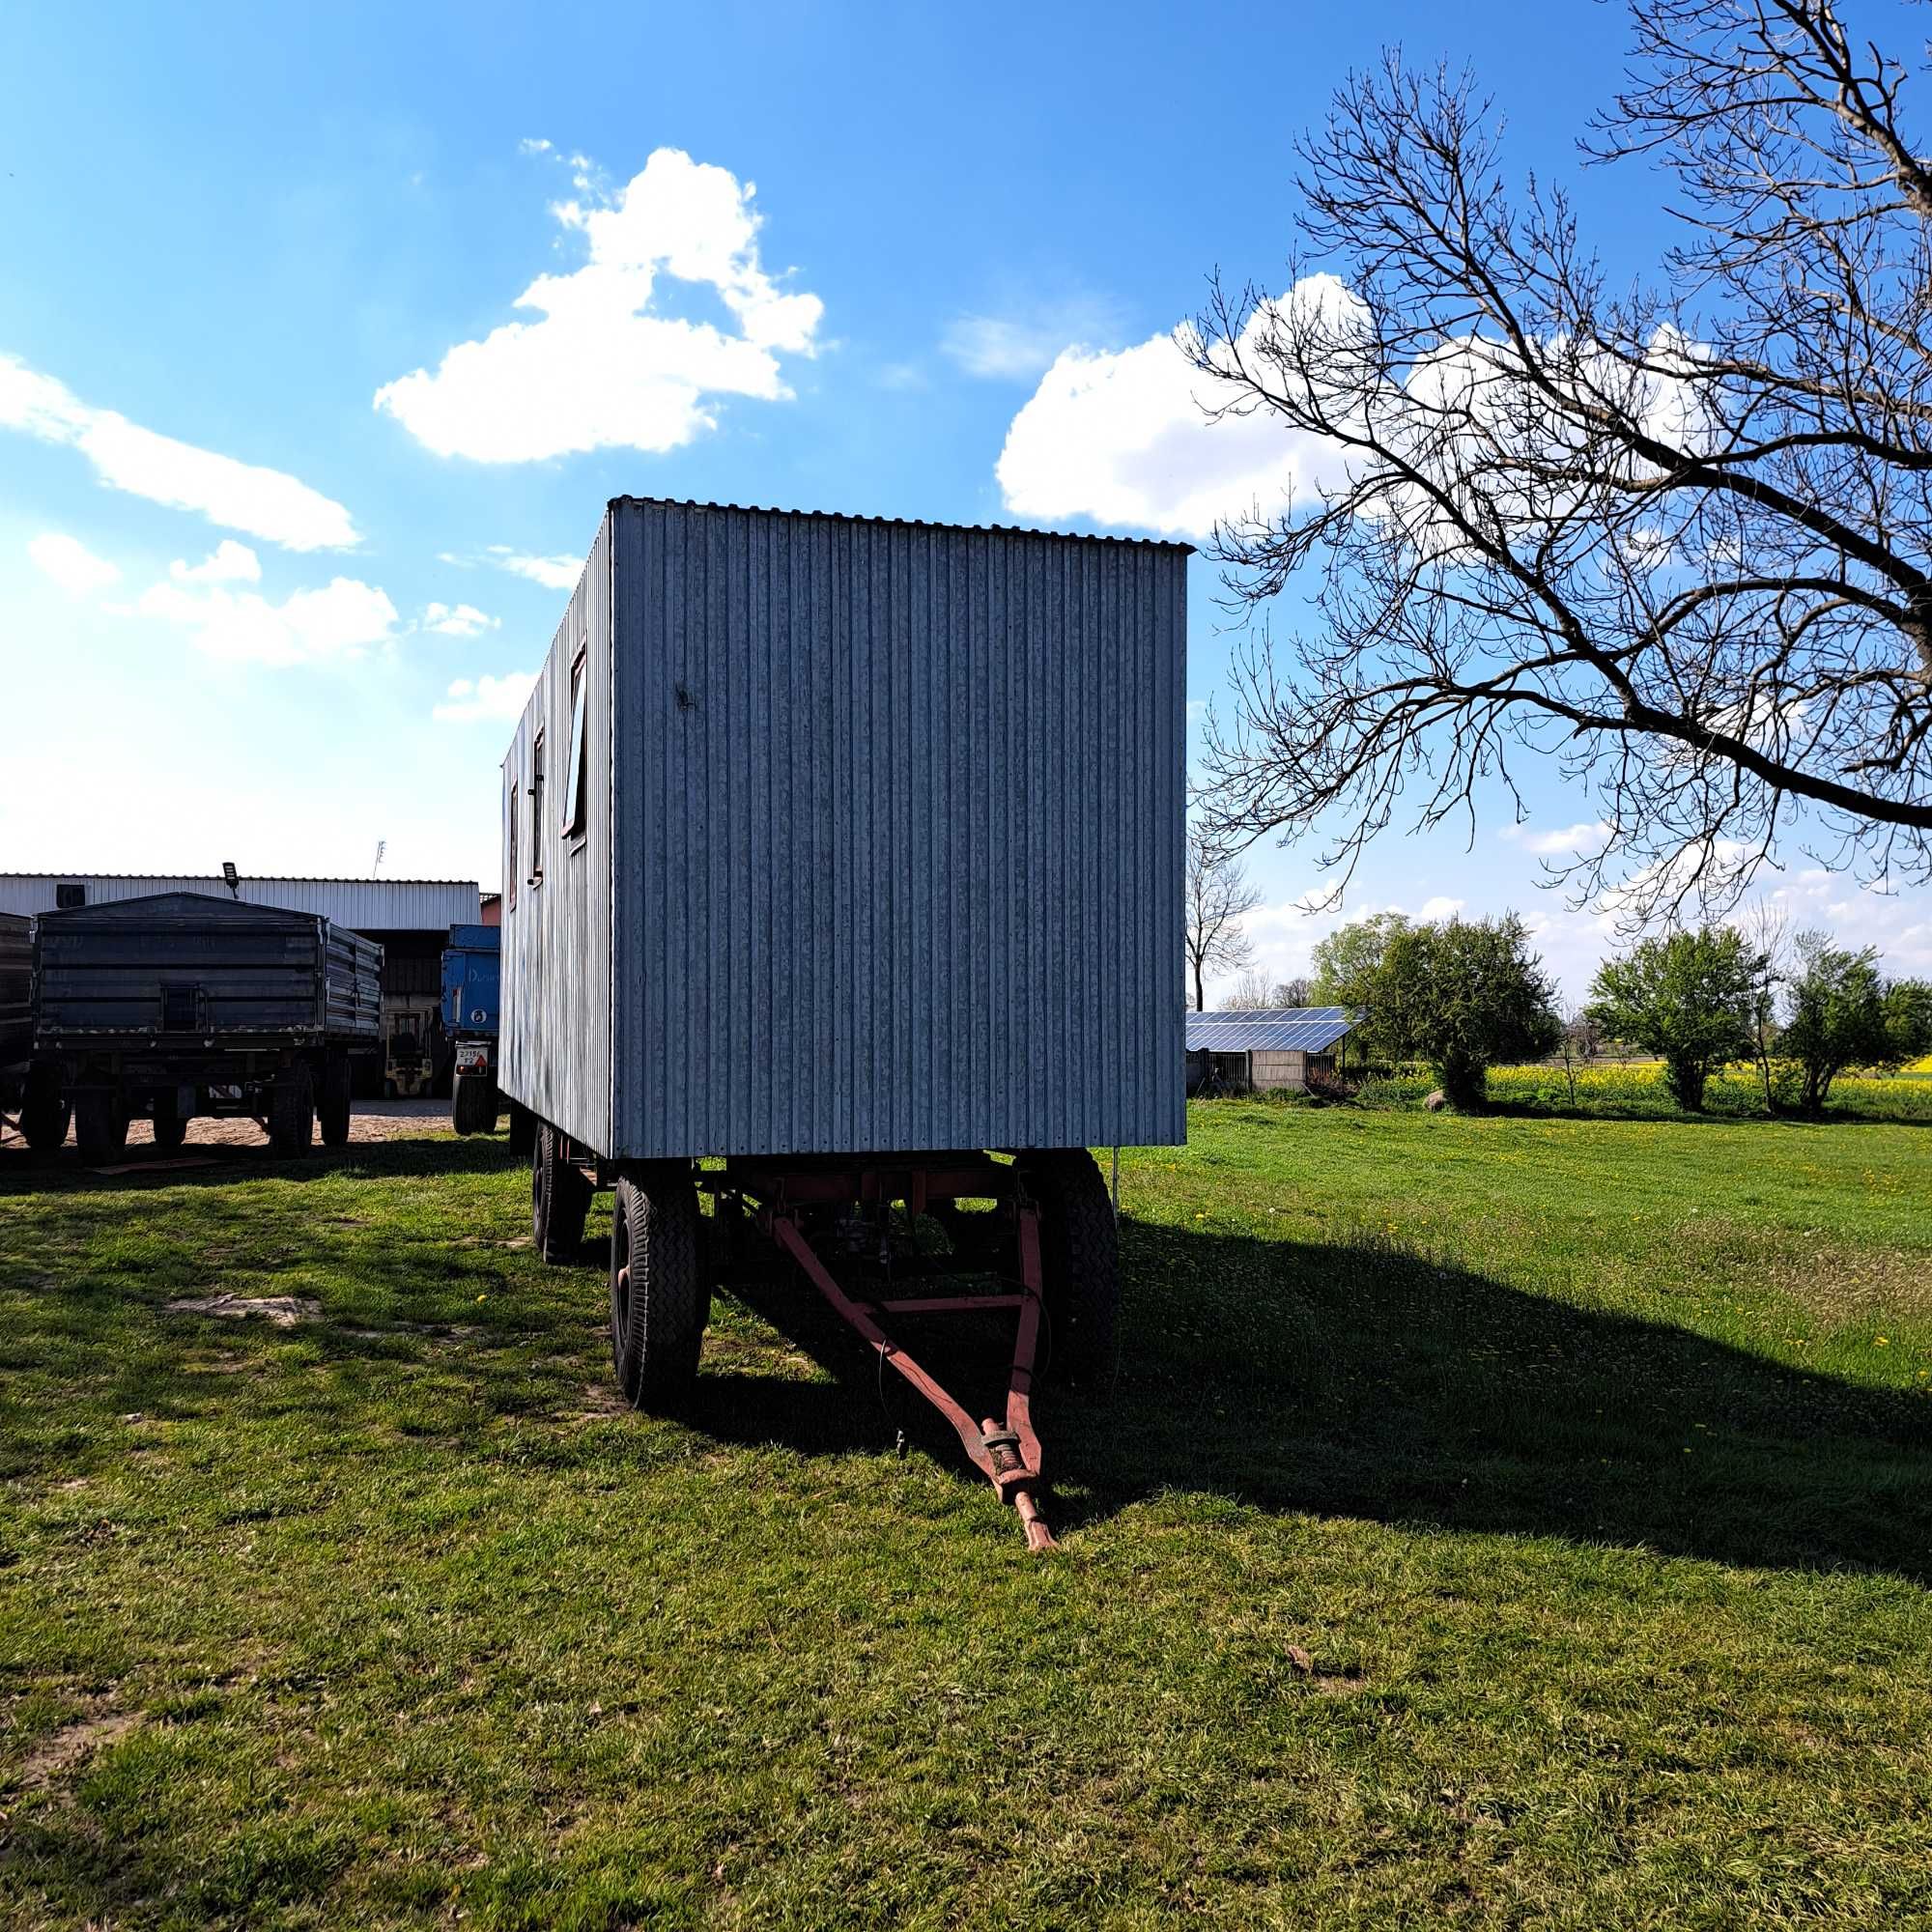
[1556,1000,1602,1107]
[1740,897,1797,1108]
[1184,827,1262,1010]
[1270,974,1315,1007]
[1222,969,1277,1009]
[1192,0,1932,924]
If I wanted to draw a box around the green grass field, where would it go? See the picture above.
[4,1101,1930,1928]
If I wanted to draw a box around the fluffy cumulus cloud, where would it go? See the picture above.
[27,531,120,595]
[995,278,1359,538]
[373,147,824,463]
[421,602,498,638]
[170,540,262,584]
[0,354,358,551]
[135,562,399,667]
[488,547,581,591]
[434,671,537,723]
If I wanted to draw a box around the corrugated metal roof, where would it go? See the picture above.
[1186,1008,1358,1052]
[610,495,1197,554]
[0,875,479,932]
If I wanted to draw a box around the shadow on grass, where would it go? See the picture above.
[7,1145,1928,1581]
[698,1219,1932,1582]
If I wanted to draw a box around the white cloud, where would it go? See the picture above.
[1502,820,1612,859]
[170,540,262,584]
[27,531,119,594]
[1418,895,1467,921]
[487,548,581,591]
[421,601,499,638]
[0,354,358,551]
[941,297,1122,382]
[434,671,536,723]
[373,146,824,463]
[135,573,399,667]
[995,278,1359,537]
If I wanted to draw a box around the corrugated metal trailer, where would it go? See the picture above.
[0,912,66,1151]
[499,497,1189,1548]
[0,913,28,1074]
[34,892,383,1161]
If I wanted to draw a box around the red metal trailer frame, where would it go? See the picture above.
[699,1153,1058,1551]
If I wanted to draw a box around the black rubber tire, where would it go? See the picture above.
[19,1073,70,1154]
[451,1071,495,1136]
[319,1057,353,1148]
[74,1093,128,1165]
[531,1123,591,1264]
[506,1099,536,1158]
[151,1110,189,1152]
[1015,1149,1121,1387]
[611,1166,709,1407]
[269,1065,315,1157]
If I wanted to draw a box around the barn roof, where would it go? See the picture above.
[1185,1008,1358,1052]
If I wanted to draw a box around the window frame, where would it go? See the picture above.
[528,726,546,889]
[506,766,519,912]
[561,647,589,847]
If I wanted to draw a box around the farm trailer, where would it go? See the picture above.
[443,922,501,1135]
[499,497,1188,1548]
[34,892,383,1161]
[0,913,66,1151]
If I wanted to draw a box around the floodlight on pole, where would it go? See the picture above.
[221,861,240,900]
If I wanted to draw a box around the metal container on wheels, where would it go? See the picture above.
[499,497,1188,1546]
[33,893,382,1159]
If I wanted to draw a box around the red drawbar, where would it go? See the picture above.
[748,1166,1057,1552]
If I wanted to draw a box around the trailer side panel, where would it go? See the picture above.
[588,499,1185,1160]
[497,516,615,1154]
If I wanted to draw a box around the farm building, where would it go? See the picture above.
[0,874,479,1089]
[1185,1008,1359,1094]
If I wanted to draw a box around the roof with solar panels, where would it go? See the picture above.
[1184,1008,1359,1052]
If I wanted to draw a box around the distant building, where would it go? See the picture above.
[1185,1008,1359,1095]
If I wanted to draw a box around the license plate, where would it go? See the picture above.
[456,1045,489,1074]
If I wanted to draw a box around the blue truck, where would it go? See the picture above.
[442,923,500,1135]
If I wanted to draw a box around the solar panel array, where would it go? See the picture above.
[1184,1007,1357,1052]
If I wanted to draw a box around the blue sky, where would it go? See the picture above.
[4,0,1927,998]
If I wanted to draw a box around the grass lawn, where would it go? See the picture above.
[3,1102,1931,1928]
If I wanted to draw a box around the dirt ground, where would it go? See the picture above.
[0,1095,460,1167]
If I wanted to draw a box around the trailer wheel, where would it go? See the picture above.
[506,1099,535,1158]
[319,1057,353,1148]
[452,1071,495,1136]
[1015,1149,1121,1387]
[19,1073,70,1154]
[151,1110,188,1152]
[531,1124,590,1264]
[269,1065,315,1156]
[611,1167,709,1407]
[74,1093,129,1165]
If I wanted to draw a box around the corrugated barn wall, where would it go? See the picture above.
[594,498,1188,1160]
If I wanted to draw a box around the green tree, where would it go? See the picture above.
[1778,938,1928,1114]
[1309,912,1408,1060]
[1585,927,1762,1112]
[1369,915,1562,1108]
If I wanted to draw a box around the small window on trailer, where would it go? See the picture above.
[55,882,86,909]
[507,766,519,911]
[528,727,545,886]
[561,650,588,843]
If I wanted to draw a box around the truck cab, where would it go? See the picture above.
[441,923,500,1134]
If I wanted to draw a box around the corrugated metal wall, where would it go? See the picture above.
[603,498,1187,1159]
[0,876,478,932]
[497,514,615,1154]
